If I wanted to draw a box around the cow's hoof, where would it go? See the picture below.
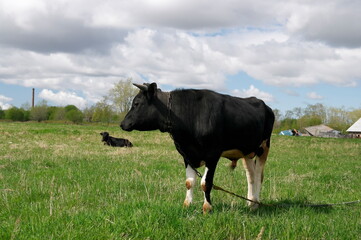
[248,202,260,211]
[183,199,191,208]
[202,202,212,214]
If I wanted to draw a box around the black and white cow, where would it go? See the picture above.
[121,83,275,213]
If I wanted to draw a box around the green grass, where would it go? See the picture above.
[1,122,360,239]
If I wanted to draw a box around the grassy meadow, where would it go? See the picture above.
[0,122,360,239]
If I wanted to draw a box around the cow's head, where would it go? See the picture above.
[125,139,133,147]
[100,132,109,141]
[121,82,163,132]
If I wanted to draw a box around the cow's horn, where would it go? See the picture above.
[133,83,148,91]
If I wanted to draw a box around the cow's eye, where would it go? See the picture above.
[134,102,139,107]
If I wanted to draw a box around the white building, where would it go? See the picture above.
[347,118,361,138]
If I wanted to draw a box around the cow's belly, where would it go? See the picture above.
[221,149,255,160]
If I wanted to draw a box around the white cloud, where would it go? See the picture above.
[1,25,360,105]
[0,0,360,109]
[0,102,12,110]
[307,92,323,100]
[112,29,234,90]
[283,89,299,97]
[0,95,12,102]
[232,85,275,103]
[285,0,361,48]
[62,0,278,30]
[0,95,13,110]
[38,89,87,109]
[237,40,361,87]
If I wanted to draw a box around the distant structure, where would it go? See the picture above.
[347,118,361,138]
[279,129,301,136]
[32,88,35,108]
[304,124,341,138]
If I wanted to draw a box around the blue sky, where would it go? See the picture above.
[0,0,360,115]
[225,73,361,112]
[1,73,359,114]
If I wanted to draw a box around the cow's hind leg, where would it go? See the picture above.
[201,161,218,214]
[257,140,270,189]
[242,157,257,208]
[242,140,269,210]
[183,164,197,207]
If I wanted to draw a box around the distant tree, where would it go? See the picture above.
[5,107,25,121]
[108,78,138,114]
[21,102,31,111]
[298,115,322,128]
[304,103,326,123]
[65,105,78,113]
[83,106,96,122]
[46,107,67,121]
[17,104,31,121]
[326,107,350,132]
[280,118,298,130]
[275,105,361,133]
[92,98,114,123]
[90,79,138,123]
[0,107,4,119]
[284,110,294,119]
[66,109,83,124]
[348,108,361,123]
[57,105,83,123]
[293,107,303,119]
[22,109,31,121]
[272,109,282,130]
[56,108,67,120]
[48,106,59,120]
[30,100,48,122]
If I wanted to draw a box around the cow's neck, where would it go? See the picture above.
[155,91,172,133]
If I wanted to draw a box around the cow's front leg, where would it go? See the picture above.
[201,165,216,214]
[183,164,197,207]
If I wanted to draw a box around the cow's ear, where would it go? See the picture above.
[147,82,157,99]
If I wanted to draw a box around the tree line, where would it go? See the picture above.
[1,79,360,133]
[273,104,361,133]
[0,79,138,124]
[0,102,84,123]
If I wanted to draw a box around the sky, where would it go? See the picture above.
[0,0,360,114]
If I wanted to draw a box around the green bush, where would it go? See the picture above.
[5,107,25,121]
[65,109,83,123]
[0,109,5,119]
[30,106,48,122]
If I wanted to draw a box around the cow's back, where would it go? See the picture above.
[171,89,274,156]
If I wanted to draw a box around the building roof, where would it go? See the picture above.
[347,118,361,133]
[304,124,334,136]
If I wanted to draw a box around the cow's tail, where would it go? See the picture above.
[263,105,275,148]
[255,105,275,157]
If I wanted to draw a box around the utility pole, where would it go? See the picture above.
[32,88,35,108]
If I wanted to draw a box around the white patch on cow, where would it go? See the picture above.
[242,158,257,206]
[200,167,213,213]
[183,165,197,207]
[242,156,266,209]
[254,156,265,201]
[201,167,209,191]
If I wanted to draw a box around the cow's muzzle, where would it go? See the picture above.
[120,120,133,131]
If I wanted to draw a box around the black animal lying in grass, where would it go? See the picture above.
[100,132,133,147]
